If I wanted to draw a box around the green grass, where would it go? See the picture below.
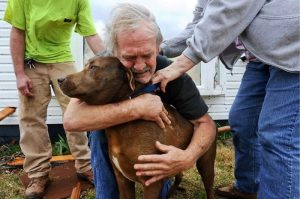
[0,139,234,199]
[0,172,24,199]
[52,134,71,156]
[0,144,22,157]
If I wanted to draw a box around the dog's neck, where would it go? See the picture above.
[109,74,146,103]
[129,83,158,99]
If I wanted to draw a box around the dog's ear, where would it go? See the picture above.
[126,70,135,91]
[117,59,135,91]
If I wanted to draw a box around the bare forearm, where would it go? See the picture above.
[64,98,139,131]
[85,34,105,54]
[185,114,216,163]
[171,54,196,75]
[10,27,25,77]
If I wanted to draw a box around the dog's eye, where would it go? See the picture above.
[89,65,96,70]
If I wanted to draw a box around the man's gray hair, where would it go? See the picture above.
[105,3,163,54]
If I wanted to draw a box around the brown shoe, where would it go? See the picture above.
[77,169,94,184]
[25,175,50,199]
[215,185,257,199]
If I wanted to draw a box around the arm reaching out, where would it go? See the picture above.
[85,34,106,55]
[152,54,196,92]
[63,94,171,132]
[134,113,216,186]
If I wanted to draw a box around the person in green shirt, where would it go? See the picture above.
[4,0,105,198]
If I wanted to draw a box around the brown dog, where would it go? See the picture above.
[58,56,216,199]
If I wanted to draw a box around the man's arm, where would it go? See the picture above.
[10,27,33,96]
[134,113,216,186]
[85,34,106,54]
[63,94,170,131]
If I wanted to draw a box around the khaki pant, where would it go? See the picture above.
[19,62,91,178]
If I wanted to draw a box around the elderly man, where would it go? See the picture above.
[64,3,216,198]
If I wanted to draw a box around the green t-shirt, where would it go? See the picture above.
[4,0,97,63]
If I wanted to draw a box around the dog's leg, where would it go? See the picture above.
[143,180,164,199]
[112,165,135,199]
[196,138,217,199]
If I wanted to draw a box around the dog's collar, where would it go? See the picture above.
[129,84,159,99]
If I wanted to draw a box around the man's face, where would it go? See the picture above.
[115,24,159,84]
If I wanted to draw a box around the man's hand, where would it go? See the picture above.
[16,73,33,97]
[152,54,196,92]
[152,67,182,93]
[134,94,171,128]
[134,141,194,186]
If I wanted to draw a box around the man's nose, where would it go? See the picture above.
[133,58,146,71]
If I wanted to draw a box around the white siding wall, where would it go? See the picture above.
[204,60,245,120]
[0,0,84,125]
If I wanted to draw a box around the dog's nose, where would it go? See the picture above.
[57,77,66,85]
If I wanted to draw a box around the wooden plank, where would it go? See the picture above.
[226,82,241,89]
[229,67,246,74]
[0,2,7,11]
[0,99,61,107]
[0,90,18,98]
[218,125,231,134]
[47,107,63,116]
[70,182,82,199]
[225,97,236,105]
[0,46,10,54]
[0,55,12,63]
[203,96,225,105]
[209,112,229,120]
[233,60,247,68]
[0,64,13,72]
[46,116,64,124]
[7,155,75,166]
[0,82,16,89]
[0,106,16,121]
[0,73,15,81]
[225,90,238,97]
[0,11,4,19]
[226,74,243,82]
[0,38,9,46]
[0,116,64,125]
[208,105,231,113]
[0,99,18,107]
[0,115,18,124]
[0,20,11,28]
[0,29,10,38]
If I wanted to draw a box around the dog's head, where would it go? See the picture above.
[58,56,136,105]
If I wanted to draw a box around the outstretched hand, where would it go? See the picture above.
[134,141,194,186]
[152,54,196,92]
[152,66,182,93]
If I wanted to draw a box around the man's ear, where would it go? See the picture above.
[126,70,135,91]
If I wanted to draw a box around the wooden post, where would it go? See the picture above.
[217,125,231,134]
[0,107,16,121]
[70,182,81,199]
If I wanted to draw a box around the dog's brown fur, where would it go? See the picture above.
[58,56,216,199]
